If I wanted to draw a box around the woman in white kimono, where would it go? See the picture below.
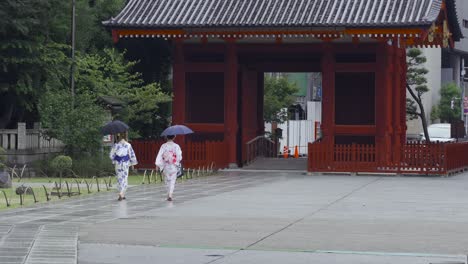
[155,135,182,201]
[110,133,138,201]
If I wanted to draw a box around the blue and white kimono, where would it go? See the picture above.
[110,139,138,195]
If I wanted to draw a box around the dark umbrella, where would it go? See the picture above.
[161,125,194,136]
[101,120,129,135]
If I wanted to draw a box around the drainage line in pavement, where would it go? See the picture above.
[244,176,384,250]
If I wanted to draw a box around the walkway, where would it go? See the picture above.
[242,157,307,171]
[1,171,468,264]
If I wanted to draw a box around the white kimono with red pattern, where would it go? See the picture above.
[155,141,182,198]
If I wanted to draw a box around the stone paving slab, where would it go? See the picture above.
[25,225,78,264]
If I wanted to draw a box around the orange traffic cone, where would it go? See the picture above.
[283,146,289,159]
[294,146,299,158]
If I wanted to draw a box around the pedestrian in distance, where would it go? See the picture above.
[109,132,138,201]
[155,135,182,201]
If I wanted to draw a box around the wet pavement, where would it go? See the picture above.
[1,171,468,264]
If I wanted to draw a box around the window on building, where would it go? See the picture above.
[463,19,468,28]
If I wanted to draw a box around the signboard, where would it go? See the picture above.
[103,134,113,143]
[464,97,468,115]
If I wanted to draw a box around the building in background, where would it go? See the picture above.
[407,0,467,138]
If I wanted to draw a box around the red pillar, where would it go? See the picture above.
[400,48,408,144]
[225,41,239,168]
[384,43,394,164]
[392,43,402,164]
[321,44,335,146]
[172,40,186,150]
[375,43,387,164]
[172,40,186,125]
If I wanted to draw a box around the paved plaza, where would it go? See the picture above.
[1,170,468,263]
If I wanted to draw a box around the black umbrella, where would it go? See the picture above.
[101,120,129,135]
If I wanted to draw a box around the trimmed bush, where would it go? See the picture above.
[71,152,114,178]
[50,155,73,178]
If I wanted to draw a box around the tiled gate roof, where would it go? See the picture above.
[104,0,446,28]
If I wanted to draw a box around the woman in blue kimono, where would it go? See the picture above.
[110,132,138,201]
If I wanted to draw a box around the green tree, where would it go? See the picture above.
[38,89,107,154]
[0,0,52,128]
[75,49,172,138]
[438,83,461,123]
[264,75,299,123]
[406,49,430,141]
[430,105,440,123]
[0,0,126,128]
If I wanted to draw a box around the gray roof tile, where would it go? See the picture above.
[103,0,462,40]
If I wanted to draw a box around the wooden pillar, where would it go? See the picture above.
[375,43,387,164]
[172,40,186,150]
[400,48,408,144]
[172,40,186,125]
[257,72,265,135]
[393,43,403,164]
[321,44,335,146]
[225,41,239,168]
[384,43,394,164]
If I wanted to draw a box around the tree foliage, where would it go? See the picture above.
[406,48,430,141]
[264,75,299,123]
[75,49,172,138]
[1,0,173,145]
[38,89,107,154]
[0,0,128,129]
[438,83,461,123]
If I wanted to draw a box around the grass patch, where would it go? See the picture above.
[0,177,117,211]
[1,168,217,210]
[0,184,114,210]
[12,174,148,186]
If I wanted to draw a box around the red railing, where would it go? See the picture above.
[308,142,376,172]
[445,142,468,173]
[131,140,164,169]
[131,139,229,170]
[308,141,468,175]
[184,140,229,169]
[400,141,446,174]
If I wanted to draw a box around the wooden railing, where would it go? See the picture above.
[400,141,446,174]
[308,142,376,172]
[131,139,229,170]
[245,136,277,165]
[445,142,468,173]
[308,141,468,175]
[131,140,164,169]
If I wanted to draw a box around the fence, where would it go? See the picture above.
[131,139,229,170]
[0,123,64,150]
[308,141,468,175]
[265,120,317,155]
